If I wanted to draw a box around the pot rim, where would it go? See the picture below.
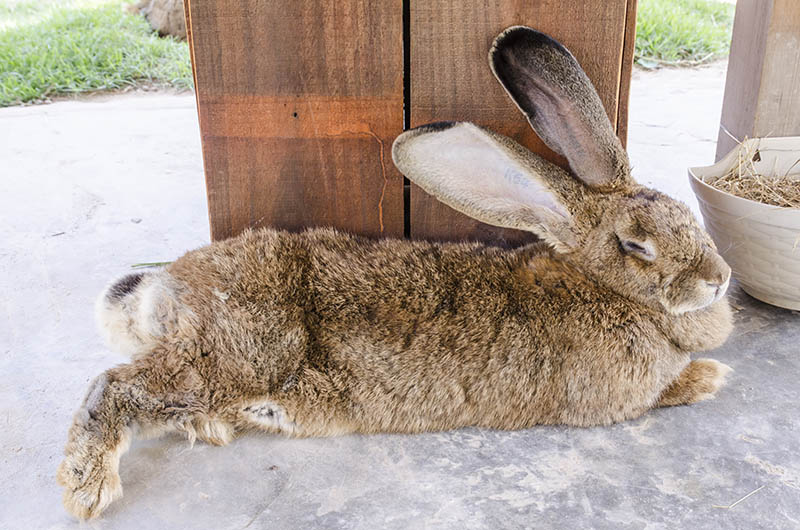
[688,136,800,215]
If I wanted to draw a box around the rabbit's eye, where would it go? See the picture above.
[623,240,645,253]
[619,238,657,261]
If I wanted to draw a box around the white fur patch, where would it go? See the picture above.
[242,401,299,435]
[213,289,230,301]
[95,270,185,356]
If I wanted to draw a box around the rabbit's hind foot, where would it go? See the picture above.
[57,377,132,520]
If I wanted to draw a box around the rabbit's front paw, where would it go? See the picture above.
[691,358,732,402]
[656,358,732,408]
[57,433,127,519]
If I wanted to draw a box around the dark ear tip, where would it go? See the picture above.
[394,121,460,146]
[414,121,457,133]
[490,26,567,62]
[392,121,462,166]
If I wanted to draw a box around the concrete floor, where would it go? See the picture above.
[2,63,799,529]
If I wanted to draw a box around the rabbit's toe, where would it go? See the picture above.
[57,425,130,520]
[58,453,122,519]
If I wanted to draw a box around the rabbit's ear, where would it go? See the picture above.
[392,121,578,251]
[490,26,632,190]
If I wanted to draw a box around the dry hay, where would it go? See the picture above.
[704,140,800,208]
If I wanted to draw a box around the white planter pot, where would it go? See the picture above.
[689,137,800,311]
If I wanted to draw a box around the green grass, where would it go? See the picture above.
[0,0,192,107]
[635,0,735,67]
[0,0,735,106]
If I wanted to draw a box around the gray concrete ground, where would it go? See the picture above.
[2,63,799,529]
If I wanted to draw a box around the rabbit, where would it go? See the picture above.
[57,26,733,519]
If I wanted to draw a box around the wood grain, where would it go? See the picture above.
[617,0,639,147]
[409,0,636,245]
[717,0,800,160]
[187,0,404,240]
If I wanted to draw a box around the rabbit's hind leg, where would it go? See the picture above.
[655,358,732,408]
[57,357,217,519]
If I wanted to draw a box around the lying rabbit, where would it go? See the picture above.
[58,26,733,519]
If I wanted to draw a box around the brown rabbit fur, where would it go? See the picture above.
[58,27,733,519]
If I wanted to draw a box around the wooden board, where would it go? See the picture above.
[409,0,637,245]
[616,0,639,145]
[717,0,800,160]
[187,0,405,240]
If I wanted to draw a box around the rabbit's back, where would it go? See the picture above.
[154,227,680,433]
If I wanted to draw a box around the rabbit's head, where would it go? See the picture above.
[392,26,730,315]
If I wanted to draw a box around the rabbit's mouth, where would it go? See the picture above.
[666,276,730,314]
[712,277,730,304]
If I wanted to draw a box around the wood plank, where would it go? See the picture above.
[182,0,197,95]
[757,0,800,136]
[409,0,635,245]
[616,0,639,148]
[716,0,773,160]
[717,0,800,160]
[187,0,404,240]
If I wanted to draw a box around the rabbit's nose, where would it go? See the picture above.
[706,275,730,300]
[703,252,731,285]
[707,270,731,287]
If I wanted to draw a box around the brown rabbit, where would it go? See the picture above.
[57,26,733,519]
